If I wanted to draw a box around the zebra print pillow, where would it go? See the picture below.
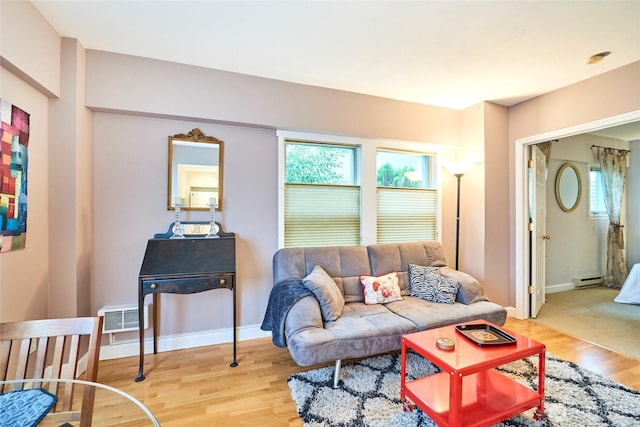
[408,264,460,304]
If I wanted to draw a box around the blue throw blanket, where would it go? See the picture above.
[261,278,312,348]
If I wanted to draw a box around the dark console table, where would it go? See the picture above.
[135,222,237,382]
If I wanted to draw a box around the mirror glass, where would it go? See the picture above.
[168,129,223,211]
[555,162,581,212]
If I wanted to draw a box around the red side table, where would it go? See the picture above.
[400,322,545,427]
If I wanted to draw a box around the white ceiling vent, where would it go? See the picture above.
[98,304,149,333]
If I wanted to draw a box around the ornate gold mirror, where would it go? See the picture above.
[168,129,223,211]
[555,162,581,213]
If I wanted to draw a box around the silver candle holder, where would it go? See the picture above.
[171,197,185,239]
[205,198,220,238]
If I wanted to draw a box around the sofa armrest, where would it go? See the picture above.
[284,295,324,338]
[440,267,489,304]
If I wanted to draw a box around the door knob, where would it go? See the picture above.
[543,235,551,240]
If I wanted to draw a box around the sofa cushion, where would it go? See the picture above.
[360,272,403,305]
[303,265,345,321]
[384,296,507,331]
[367,241,448,294]
[285,303,419,366]
[408,264,460,304]
[273,245,371,303]
[440,267,489,304]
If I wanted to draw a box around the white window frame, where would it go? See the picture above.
[588,163,608,218]
[277,130,445,248]
[376,148,438,243]
[283,141,361,247]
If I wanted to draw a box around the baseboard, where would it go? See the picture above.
[504,306,518,318]
[506,284,573,319]
[546,283,574,294]
[99,324,272,360]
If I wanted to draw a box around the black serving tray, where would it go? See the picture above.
[455,324,517,346]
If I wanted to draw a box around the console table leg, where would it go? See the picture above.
[136,290,146,382]
[152,294,159,354]
[230,284,238,367]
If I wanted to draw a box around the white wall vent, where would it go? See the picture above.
[98,304,149,333]
[572,275,604,289]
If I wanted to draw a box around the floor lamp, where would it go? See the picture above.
[444,162,474,271]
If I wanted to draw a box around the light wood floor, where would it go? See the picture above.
[96,318,640,426]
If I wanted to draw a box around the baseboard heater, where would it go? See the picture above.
[572,275,604,289]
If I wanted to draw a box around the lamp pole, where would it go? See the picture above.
[454,173,463,270]
[444,160,475,271]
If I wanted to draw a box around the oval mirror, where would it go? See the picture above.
[168,128,223,211]
[555,162,581,212]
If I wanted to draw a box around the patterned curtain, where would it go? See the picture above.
[595,146,629,288]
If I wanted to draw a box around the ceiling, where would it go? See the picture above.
[590,121,640,142]
[32,0,640,113]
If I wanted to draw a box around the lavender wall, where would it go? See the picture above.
[85,50,460,145]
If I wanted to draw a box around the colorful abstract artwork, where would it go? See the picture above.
[0,99,29,252]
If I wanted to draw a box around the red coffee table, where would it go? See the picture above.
[400,322,545,427]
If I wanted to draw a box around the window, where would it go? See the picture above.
[376,150,437,243]
[278,130,442,248]
[589,165,607,217]
[284,141,360,247]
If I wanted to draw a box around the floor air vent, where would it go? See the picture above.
[98,304,148,333]
[572,275,604,289]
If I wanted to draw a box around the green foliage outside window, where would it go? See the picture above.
[377,163,419,188]
[286,144,345,184]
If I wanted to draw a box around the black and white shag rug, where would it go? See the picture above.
[288,352,640,426]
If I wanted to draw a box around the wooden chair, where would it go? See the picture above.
[0,316,103,427]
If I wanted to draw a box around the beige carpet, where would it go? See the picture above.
[534,286,640,359]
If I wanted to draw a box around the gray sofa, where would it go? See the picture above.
[264,240,507,387]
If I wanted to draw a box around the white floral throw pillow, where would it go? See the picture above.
[360,272,403,305]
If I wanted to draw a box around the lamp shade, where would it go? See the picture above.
[443,160,475,176]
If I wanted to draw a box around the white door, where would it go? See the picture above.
[530,146,547,318]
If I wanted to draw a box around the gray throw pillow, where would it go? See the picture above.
[408,264,460,304]
[303,265,345,321]
[440,267,489,304]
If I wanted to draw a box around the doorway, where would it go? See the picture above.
[514,110,640,319]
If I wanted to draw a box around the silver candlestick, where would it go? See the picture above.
[205,198,220,238]
[171,197,185,239]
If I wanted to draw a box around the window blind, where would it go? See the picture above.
[377,187,437,243]
[285,183,360,247]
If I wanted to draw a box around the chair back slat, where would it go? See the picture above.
[0,340,11,389]
[50,335,66,379]
[15,339,31,382]
[0,317,103,427]
[32,336,49,380]
[47,335,66,400]
[63,334,80,379]
[61,334,81,411]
